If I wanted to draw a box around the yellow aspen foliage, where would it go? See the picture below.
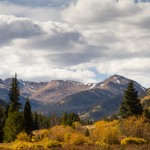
[16,132,30,142]
[73,122,82,130]
[121,137,147,145]
[43,125,74,142]
[119,116,149,140]
[64,133,72,143]
[91,120,120,144]
[69,133,88,145]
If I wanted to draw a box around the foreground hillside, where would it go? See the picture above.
[0,116,149,150]
[0,75,146,120]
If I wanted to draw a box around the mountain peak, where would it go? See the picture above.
[102,74,129,85]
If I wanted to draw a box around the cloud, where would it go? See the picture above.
[0,15,43,46]
[0,1,63,21]
[24,21,83,51]
[96,58,150,87]
[0,65,96,83]
[62,0,141,24]
[4,0,76,7]
[0,0,150,87]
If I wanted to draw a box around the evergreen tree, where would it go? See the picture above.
[0,105,5,142]
[3,104,24,142]
[9,74,22,111]
[3,74,24,142]
[32,112,39,130]
[68,113,80,126]
[61,112,80,126]
[119,81,143,118]
[61,112,68,126]
[24,97,33,134]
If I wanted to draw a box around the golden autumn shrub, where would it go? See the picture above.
[91,120,120,144]
[95,141,110,150]
[44,140,62,148]
[69,133,88,145]
[64,133,72,142]
[121,137,147,145]
[16,132,30,142]
[73,122,83,131]
[119,116,149,140]
[43,125,74,142]
[10,141,34,149]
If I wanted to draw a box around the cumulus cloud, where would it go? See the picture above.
[62,0,141,24]
[0,15,44,46]
[0,0,150,87]
[0,65,96,83]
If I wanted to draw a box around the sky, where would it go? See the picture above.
[0,0,149,87]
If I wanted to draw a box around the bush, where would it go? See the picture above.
[64,133,72,143]
[69,133,88,145]
[31,134,43,142]
[45,125,74,142]
[44,140,62,148]
[16,132,30,142]
[119,116,149,140]
[95,141,110,150]
[91,120,120,144]
[10,141,34,149]
[121,137,147,145]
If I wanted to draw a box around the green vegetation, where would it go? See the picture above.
[0,105,5,142]
[9,74,22,111]
[24,97,33,134]
[119,81,143,118]
[3,104,24,142]
[3,74,24,142]
[61,112,80,126]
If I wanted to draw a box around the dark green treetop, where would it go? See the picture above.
[3,104,24,142]
[9,74,22,111]
[3,74,24,142]
[24,97,33,134]
[119,81,143,118]
[61,112,80,126]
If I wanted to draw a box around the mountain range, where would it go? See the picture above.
[0,75,147,120]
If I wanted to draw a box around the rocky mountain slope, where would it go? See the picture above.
[56,75,145,119]
[0,75,146,120]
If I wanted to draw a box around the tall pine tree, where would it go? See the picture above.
[0,105,5,142]
[9,74,22,111]
[3,74,24,142]
[24,97,33,134]
[119,81,143,118]
[3,104,24,142]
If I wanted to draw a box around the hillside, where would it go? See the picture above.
[0,75,146,120]
[56,75,145,120]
